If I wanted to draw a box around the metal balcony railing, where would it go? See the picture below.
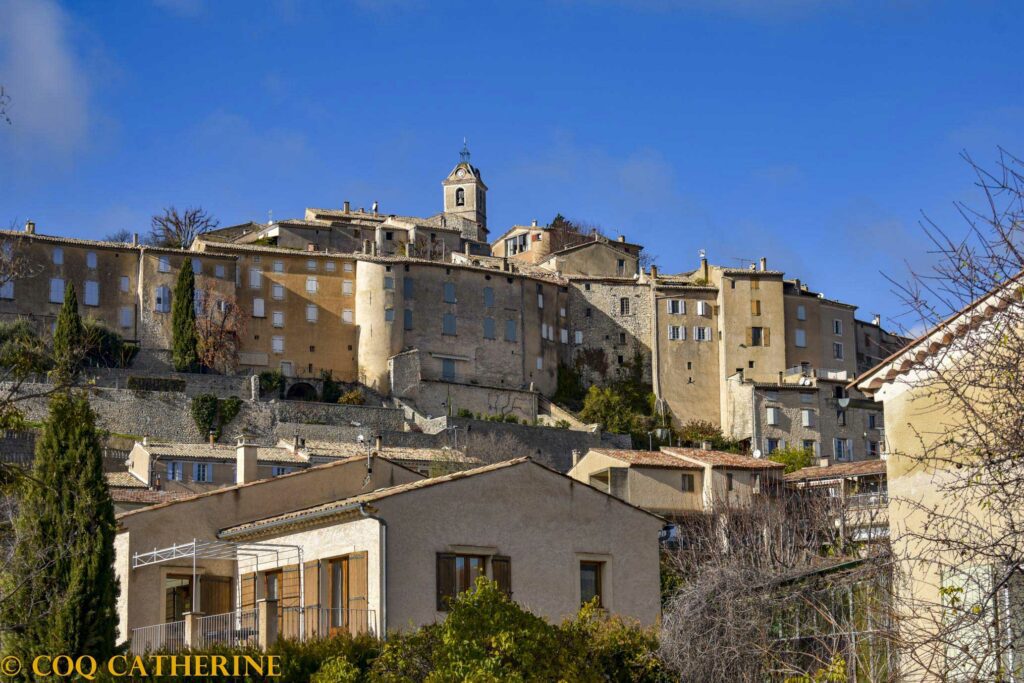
[130,620,185,655]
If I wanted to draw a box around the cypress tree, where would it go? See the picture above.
[51,281,84,385]
[1,392,119,661]
[171,258,199,372]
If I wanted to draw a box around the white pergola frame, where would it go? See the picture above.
[132,538,304,620]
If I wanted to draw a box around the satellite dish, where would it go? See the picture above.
[838,397,851,408]
[752,449,763,459]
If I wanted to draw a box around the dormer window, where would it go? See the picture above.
[456,188,465,206]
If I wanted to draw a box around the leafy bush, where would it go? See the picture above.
[677,419,744,453]
[191,394,245,440]
[259,370,284,398]
[83,317,137,368]
[455,408,474,418]
[553,363,586,408]
[768,445,816,473]
[338,389,365,405]
[126,376,186,392]
[0,319,50,378]
[220,396,242,427]
[320,370,342,404]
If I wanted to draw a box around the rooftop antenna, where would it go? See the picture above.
[460,137,471,163]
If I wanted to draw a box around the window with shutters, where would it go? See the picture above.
[166,461,184,481]
[342,280,353,296]
[326,261,336,272]
[441,358,456,381]
[505,319,517,342]
[193,462,213,482]
[342,309,354,324]
[492,556,512,596]
[249,268,262,288]
[273,260,284,273]
[795,328,807,347]
[436,553,487,611]
[750,327,764,346]
[272,283,284,300]
[560,328,568,344]
[49,278,65,304]
[443,313,456,336]
[574,330,583,345]
[119,275,130,292]
[750,278,760,290]
[306,304,318,323]
[154,285,171,313]
[307,259,317,271]
[86,251,97,269]
[797,304,807,320]
[272,336,284,354]
[751,299,761,315]
[384,276,394,290]
[272,311,284,328]
[697,300,711,316]
[668,299,684,314]
[344,262,354,273]
[483,287,494,308]
[253,298,265,318]
[384,308,394,323]
[580,561,603,607]
[306,276,318,294]
[191,258,202,274]
[483,317,495,340]
[668,325,684,341]
[403,277,413,298]
[766,406,780,426]
[326,553,369,634]
[694,326,712,342]
[681,473,695,492]
[444,282,456,303]
[52,247,64,265]
[119,306,133,329]
[84,280,99,307]
[801,408,814,428]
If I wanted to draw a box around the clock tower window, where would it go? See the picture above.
[456,187,465,206]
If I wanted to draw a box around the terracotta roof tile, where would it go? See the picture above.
[105,471,147,488]
[661,447,785,470]
[140,442,308,463]
[587,449,703,469]
[785,458,887,482]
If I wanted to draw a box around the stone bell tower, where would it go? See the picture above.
[442,140,488,237]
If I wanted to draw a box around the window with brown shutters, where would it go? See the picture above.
[492,556,512,597]
[304,560,320,638]
[239,572,256,610]
[437,553,456,611]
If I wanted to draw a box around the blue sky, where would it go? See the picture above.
[2,0,1023,332]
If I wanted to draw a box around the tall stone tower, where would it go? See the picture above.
[442,141,488,236]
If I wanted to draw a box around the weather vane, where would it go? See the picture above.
[460,137,471,163]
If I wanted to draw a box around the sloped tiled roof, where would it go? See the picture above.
[294,440,478,464]
[587,449,703,469]
[139,442,308,464]
[785,459,887,483]
[661,447,785,470]
[105,471,147,488]
[111,489,194,506]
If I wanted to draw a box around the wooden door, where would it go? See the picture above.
[326,553,369,635]
[200,576,232,615]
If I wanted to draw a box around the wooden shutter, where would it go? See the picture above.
[745,328,753,346]
[347,553,368,611]
[240,572,256,610]
[763,328,771,347]
[200,576,232,615]
[492,556,512,597]
[751,299,760,315]
[304,560,320,638]
[436,553,456,611]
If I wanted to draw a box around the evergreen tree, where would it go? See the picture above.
[171,258,199,372]
[51,281,84,385]
[1,392,119,661]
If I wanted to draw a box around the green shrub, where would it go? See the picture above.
[191,394,219,438]
[320,370,343,404]
[126,376,186,392]
[259,370,285,398]
[338,389,365,405]
[768,445,815,473]
[554,419,571,429]
[220,396,242,427]
[455,408,474,418]
[0,318,50,379]
[83,317,137,368]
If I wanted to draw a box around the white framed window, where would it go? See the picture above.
[833,342,844,360]
[560,306,566,318]
[272,260,284,273]
[834,438,852,461]
[271,336,284,354]
[154,285,170,313]
[541,322,549,339]
[668,299,685,314]
[249,268,262,288]
[801,408,814,428]
[166,461,184,481]
[119,275,130,292]
[52,247,64,265]
[766,406,780,426]
[668,325,684,341]
[193,463,213,483]
[800,392,814,404]
[306,259,317,271]
[272,311,284,328]
[343,262,353,273]
[215,264,226,278]
[538,292,544,308]
[696,300,711,316]
[796,304,806,321]
[306,304,318,323]
[272,466,293,476]
[86,251,97,269]
[574,330,583,345]
[833,319,843,335]
[84,280,99,306]
[342,280,353,295]
[536,356,543,370]
[253,298,265,318]
[48,278,64,304]
[342,309,354,323]
[560,328,568,344]
[119,306,133,329]
[306,276,318,294]
[158,255,170,273]
[795,329,806,348]
[191,257,202,274]
[325,261,336,272]
[0,280,13,300]
[271,283,284,300]
[694,326,712,341]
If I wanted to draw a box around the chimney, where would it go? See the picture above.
[293,431,300,451]
[793,278,801,292]
[617,235,625,242]
[306,243,316,252]
[362,239,371,254]
[464,242,471,255]
[374,433,383,454]
[343,201,351,214]
[142,435,148,446]
[701,257,709,281]
[650,265,658,278]
[24,220,35,235]
[132,232,139,246]
[531,219,538,227]
[571,449,581,467]
[818,456,830,468]
[700,440,713,450]
[759,257,767,272]
[372,201,379,216]
[872,313,881,326]
[236,435,259,485]
[208,430,216,446]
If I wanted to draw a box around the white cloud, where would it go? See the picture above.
[0,0,90,160]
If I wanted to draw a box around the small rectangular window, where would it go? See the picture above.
[271,336,284,354]
[167,461,183,481]
[796,304,806,321]
[53,247,64,265]
[272,283,284,300]
[560,328,568,344]
[384,308,395,322]
[483,287,494,308]
[801,409,814,428]
[384,276,394,290]
[249,268,262,288]
[325,261,336,272]
[272,311,284,328]
[193,463,213,483]
[574,330,583,345]
[800,392,814,404]
[306,259,317,271]
[49,278,65,304]
[727,472,735,490]
[505,319,517,342]
[273,260,284,273]
[119,306,133,329]
[342,309,354,323]
[619,297,629,315]
[538,292,544,308]
[403,277,414,298]
[342,280,353,295]
[84,280,99,306]
[306,304,318,323]
[443,313,457,336]
[795,328,806,347]
[536,356,543,370]
[441,358,456,381]
[86,251,97,269]
[833,342,844,360]
[215,264,226,278]
[580,561,603,607]
[191,257,202,274]
[483,317,495,339]
[306,276,318,294]
[766,406,780,426]
[681,473,695,492]
[343,262,353,273]
[253,298,265,318]
[694,326,711,342]
[750,327,764,347]
[766,438,781,454]
[403,309,413,330]
[154,285,171,313]
[697,301,711,316]
[751,299,761,316]
[444,282,456,303]
[272,466,293,476]
[119,275,130,292]
[668,299,685,314]
[560,306,566,318]
[833,319,843,335]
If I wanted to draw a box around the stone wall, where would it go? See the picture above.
[87,367,252,398]
[566,279,652,387]
[273,400,406,432]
